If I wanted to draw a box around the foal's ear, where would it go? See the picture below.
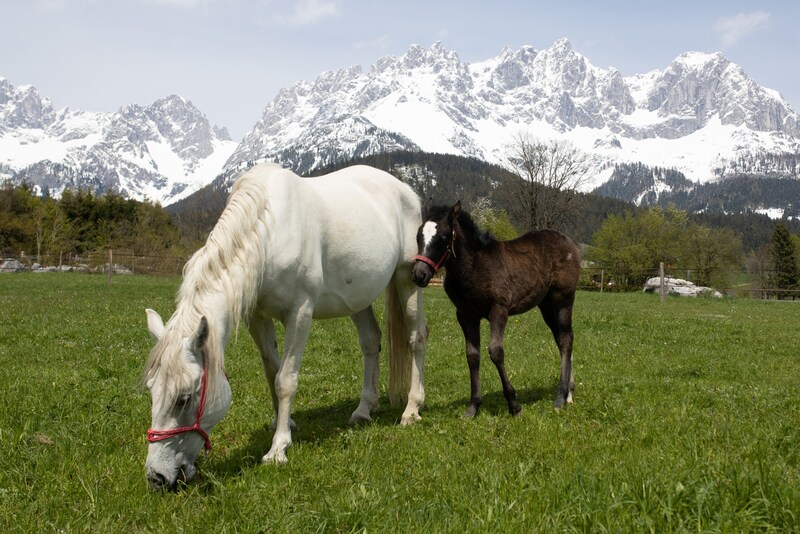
[191,316,210,354]
[423,197,434,218]
[450,201,462,222]
[146,309,165,342]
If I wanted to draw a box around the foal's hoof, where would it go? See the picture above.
[553,397,567,411]
[508,401,522,417]
[464,404,480,419]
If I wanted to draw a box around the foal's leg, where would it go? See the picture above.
[540,296,575,410]
[248,314,296,431]
[456,310,483,418]
[348,306,381,425]
[263,300,314,465]
[488,307,522,416]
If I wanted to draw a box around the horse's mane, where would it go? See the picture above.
[143,166,274,403]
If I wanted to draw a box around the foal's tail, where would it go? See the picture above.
[385,278,411,406]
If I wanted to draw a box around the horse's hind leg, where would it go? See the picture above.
[488,307,522,416]
[456,310,483,418]
[349,306,381,425]
[392,276,428,426]
[540,295,575,409]
[248,313,296,431]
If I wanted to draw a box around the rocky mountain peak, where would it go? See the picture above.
[0,78,55,130]
[225,38,800,186]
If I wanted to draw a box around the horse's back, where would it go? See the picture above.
[233,163,421,317]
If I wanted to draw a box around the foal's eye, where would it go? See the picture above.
[175,394,192,408]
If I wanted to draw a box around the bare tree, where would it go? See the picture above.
[504,133,591,231]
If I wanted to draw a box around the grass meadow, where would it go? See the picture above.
[0,273,798,532]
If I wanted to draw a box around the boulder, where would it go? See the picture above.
[0,259,28,272]
[643,277,723,298]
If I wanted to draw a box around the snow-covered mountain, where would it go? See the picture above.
[225,38,800,190]
[4,38,799,205]
[0,78,236,204]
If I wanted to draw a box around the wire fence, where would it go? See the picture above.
[0,250,188,276]
[2,251,798,300]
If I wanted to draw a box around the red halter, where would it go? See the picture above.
[414,229,456,274]
[147,359,212,451]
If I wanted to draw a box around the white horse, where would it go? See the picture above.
[143,163,428,490]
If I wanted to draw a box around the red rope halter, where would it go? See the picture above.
[414,229,456,274]
[147,359,212,451]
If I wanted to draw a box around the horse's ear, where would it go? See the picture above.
[191,316,210,354]
[423,197,434,218]
[450,201,462,222]
[146,309,165,342]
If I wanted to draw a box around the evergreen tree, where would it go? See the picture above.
[769,223,799,295]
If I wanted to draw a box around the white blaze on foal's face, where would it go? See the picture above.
[421,221,438,251]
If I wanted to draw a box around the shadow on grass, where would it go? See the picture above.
[203,395,411,482]
[444,383,560,416]
[194,382,562,492]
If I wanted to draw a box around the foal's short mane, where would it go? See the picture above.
[143,168,274,402]
[428,204,494,248]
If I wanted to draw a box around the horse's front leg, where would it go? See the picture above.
[263,301,313,465]
[488,307,521,416]
[456,310,482,418]
[348,306,381,425]
[247,314,296,432]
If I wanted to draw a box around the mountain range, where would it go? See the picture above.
[0,79,236,204]
[2,38,799,206]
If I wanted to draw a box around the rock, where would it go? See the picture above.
[0,259,28,272]
[643,277,723,298]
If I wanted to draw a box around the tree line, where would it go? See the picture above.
[0,182,190,267]
[4,146,800,293]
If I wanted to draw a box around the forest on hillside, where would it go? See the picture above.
[4,151,799,285]
[0,182,188,271]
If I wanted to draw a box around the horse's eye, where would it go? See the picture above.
[175,394,192,408]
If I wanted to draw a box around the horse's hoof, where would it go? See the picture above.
[400,412,421,426]
[261,450,288,465]
[464,405,479,419]
[348,412,372,426]
[508,401,522,416]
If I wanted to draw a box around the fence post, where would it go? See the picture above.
[600,269,604,294]
[659,262,665,302]
[108,249,113,285]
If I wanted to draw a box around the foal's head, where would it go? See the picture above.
[412,201,462,287]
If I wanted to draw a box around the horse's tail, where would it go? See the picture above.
[385,278,411,406]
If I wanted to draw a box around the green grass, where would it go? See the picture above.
[1,273,798,532]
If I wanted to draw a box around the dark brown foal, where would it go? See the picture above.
[412,201,580,417]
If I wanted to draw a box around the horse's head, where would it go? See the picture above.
[412,201,460,287]
[143,309,232,491]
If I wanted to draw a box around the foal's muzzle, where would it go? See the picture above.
[411,261,434,287]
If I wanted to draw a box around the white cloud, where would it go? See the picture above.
[34,0,67,10]
[263,0,339,26]
[713,11,771,47]
[354,35,391,53]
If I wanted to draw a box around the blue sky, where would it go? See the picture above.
[3,0,799,140]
